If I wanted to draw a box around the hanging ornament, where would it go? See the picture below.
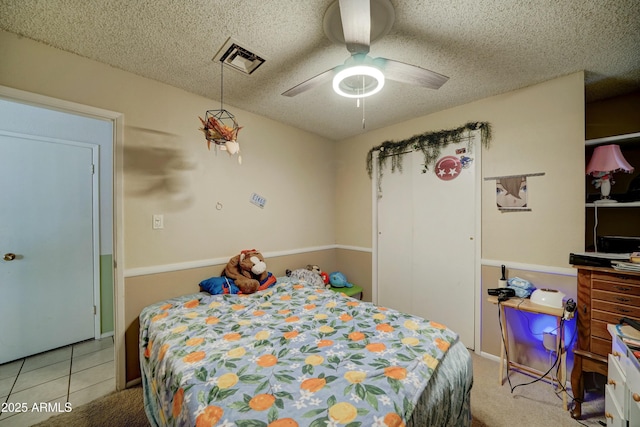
[198,61,242,163]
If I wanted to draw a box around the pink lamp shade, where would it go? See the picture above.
[586,144,634,175]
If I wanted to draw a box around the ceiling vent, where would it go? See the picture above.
[213,37,266,75]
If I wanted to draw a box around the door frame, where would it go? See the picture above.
[0,85,126,391]
[371,132,482,352]
[0,130,101,340]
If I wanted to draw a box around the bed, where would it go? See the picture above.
[139,277,473,427]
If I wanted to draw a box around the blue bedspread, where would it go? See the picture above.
[139,278,472,426]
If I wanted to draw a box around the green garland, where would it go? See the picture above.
[366,121,492,189]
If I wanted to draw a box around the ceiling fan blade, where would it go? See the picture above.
[281,67,338,97]
[339,0,371,54]
[373,57,449,89]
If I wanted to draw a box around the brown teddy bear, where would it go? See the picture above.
[221,249,268,294]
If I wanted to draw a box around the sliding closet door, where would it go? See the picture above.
[377,137,478,348]
[376,153,414,314]
[411,143,476,347]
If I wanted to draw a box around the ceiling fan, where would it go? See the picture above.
[282,0,449,98]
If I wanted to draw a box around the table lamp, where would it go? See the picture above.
[586,144,634,203]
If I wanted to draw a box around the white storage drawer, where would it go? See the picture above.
[608,353,627,417]
[627,362,640,424]
[606,384,626,427]
[607,323,640,427]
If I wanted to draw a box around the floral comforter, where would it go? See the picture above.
[139,278,471,427]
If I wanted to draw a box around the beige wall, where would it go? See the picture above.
[336,248,373,301]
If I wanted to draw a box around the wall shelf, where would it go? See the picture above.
[585,131,640,252]
[585,131,640,146]
[586,201,640,207]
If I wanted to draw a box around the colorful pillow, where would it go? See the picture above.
[287,268,326,288]
[199,276,240,294]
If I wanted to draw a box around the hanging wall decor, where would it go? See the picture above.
[199,61,243,163]
[484,172,545,212]
[366,121,492,193]
[434,155,462,181]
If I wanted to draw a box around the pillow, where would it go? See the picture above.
[199,276,240,295]
[287,268,326,288]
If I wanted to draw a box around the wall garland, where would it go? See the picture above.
[366,121,492,192]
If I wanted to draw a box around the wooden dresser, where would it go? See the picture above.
[570,266,640,419]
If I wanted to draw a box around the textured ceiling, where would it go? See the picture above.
[1,0,639,141]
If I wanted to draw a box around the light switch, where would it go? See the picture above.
[152,214,164,229]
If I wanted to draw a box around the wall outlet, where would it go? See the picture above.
[250,193,266,208]
[152,214,164,229]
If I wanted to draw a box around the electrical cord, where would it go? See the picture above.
[514,302,560,338]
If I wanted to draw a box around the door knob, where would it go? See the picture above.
[3,253,16,261]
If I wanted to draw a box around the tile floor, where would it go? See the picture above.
[0,337,115,426]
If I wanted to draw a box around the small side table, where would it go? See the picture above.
[488,295,569,411]
[329,285,363,300]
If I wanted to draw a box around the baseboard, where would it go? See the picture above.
[126,378,142,388]
[478,351,501,363]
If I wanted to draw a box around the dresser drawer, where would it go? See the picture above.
[593,272,640,288]
[592,309,640,326]
[592,289,640,307]
[592,299,640,318]
[592,336,613,357]
[592,279,640,298]
[593,320,615,340]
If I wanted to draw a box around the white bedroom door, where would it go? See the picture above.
[376,136,479,348]
[0,132,96,364]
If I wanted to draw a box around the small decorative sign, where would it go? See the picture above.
[435,156,462,181]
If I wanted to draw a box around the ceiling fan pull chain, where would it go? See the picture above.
[361,75,366,129]
[362,96,366,129]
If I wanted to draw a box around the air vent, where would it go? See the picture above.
[213,37,266,75]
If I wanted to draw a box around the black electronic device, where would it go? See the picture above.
[563,298,576,320]
[488,288,515,297]
[564,298,576,313]
[597,236,640,253]
[487,287,515,302]
[569,253,612,268]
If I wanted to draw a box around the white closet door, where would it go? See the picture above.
[377,137,477,348]
[376,154,414,314]
[411,144,476,347]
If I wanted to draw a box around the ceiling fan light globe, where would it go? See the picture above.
[333,65,385,98]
